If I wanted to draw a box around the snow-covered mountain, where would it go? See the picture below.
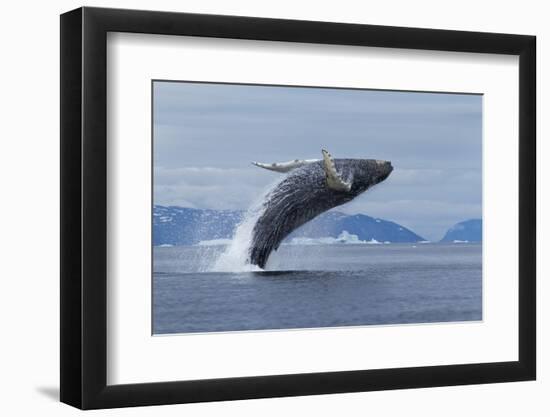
[440,219,482,242]
[287,211,424,243]
[153,205,242,246]
[153,205,425,246]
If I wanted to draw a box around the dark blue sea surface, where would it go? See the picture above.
[153,243,482,334]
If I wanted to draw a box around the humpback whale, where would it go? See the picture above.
[248,150,393,268]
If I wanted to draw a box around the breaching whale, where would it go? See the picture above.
[248,149,393,268]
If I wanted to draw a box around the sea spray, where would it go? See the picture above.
[210,179,281,272]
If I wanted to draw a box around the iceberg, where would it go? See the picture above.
[287,231,383,246]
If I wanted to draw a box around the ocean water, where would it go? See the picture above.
[153,243,482,334]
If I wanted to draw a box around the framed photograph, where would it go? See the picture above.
[60,6,536,409]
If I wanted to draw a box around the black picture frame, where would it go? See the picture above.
[60,6,536,410]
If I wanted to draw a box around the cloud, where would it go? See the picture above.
[154,166,276,210]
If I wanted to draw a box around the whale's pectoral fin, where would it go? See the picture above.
[252,158,319,173]
[322,149,352,192]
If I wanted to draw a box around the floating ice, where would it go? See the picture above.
[287,231,382,246]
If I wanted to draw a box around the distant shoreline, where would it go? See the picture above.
[154,241,482,248]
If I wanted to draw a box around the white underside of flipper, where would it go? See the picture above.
[252,150,352,191]
[322,149,352,192]
[251,158,319,173]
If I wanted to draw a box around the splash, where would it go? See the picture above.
[210,180,280,272]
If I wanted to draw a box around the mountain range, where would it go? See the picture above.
[153,205,482,246]
[153,205,425,246]
[440,219,482,242]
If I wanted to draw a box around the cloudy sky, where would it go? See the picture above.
[153,81,482,241]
